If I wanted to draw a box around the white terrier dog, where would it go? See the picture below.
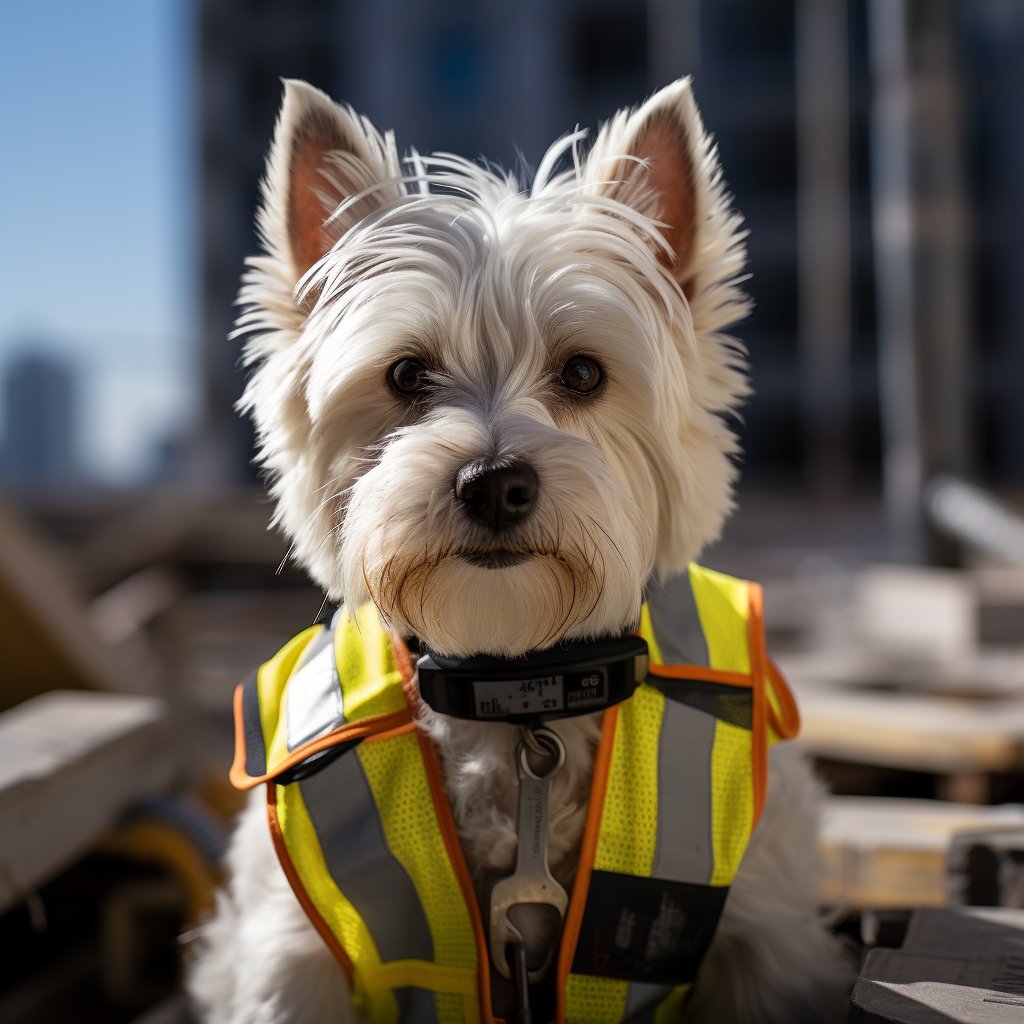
[188,79,851,1024]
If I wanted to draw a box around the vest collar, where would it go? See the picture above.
[415,633,649,724]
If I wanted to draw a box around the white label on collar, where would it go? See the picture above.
[473,675,564,717]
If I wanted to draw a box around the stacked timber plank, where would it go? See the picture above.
[777,564,1024,801]
[782,564,1024,1022]
[0,691,176,913]
[820,797,1024,908]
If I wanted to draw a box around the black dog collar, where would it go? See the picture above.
[416,635,650,723]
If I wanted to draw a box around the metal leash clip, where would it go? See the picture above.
[489,725,569,1022]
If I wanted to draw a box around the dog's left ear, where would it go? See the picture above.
[585,79,713,294]
[259,80,403,288]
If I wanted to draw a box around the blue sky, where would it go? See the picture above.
[0,0,193,481]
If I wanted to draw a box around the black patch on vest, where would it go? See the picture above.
[275,738,362,784]
[242,664,360,784]
[571,871,728,984]
[242,671,267,778]
[647,674,753,730]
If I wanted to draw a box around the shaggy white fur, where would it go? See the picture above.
[236,78,747,655]
[188,77,853,1022]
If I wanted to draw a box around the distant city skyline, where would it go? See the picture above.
[0,0,194,483]
[0,349,78,488]
[3,0,1019,491]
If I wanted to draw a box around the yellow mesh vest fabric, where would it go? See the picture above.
[687,564,751,674]
[686,563,790,746]
[275,780,399,1024]
[357,734,480,1023]
[258,625,325,772]
[564,973,630,1024]
[593,686,664,875]
[334,603,407,720]
[273,603,481,1024]
[565,685,666,1023]
[708,721,755,885]
[259,573,774,1024]
[564,565,763,1021]
[687,564,758,888]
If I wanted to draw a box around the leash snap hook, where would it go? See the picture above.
[517,725,565,778]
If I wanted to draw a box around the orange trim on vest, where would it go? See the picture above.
[554,704,621,1024]
[767,659,800,741]
[416,727,499,1024]
[746,582,769,826]
[245,597,798,1020]
[266,781,356,986]
[390,633,418,695]
[229,681,415,790]
[229,683,249,788]
[646,663,753,687]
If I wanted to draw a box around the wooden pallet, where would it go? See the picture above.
[798,690,1024,774]
[788,683,1024,801]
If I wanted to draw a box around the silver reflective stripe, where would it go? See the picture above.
[300,754,435,964]
[286,625,344,751]
[619,699,715,1021]
[651,698,716,885]
[648,571,710,666]
[622,981,675,1022]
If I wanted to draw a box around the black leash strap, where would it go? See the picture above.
[509,942,532,1024]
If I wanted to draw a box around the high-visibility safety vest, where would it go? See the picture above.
[230,563,799,1024]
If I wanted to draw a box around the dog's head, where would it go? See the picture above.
[240,79,748,656]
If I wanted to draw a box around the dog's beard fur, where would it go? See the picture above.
[344,406,650,655]
[238,80,749,657]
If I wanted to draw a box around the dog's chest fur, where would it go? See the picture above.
[417,705,602,909]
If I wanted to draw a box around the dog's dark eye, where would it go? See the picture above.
[389,357,430,396]
[560,355,604,396]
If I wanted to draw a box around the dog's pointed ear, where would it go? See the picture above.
[585,78,711,292]
[259,80,402,285]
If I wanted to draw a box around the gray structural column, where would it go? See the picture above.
[796,0,852,498]
[647,0,701,89]
[868,0,972,563]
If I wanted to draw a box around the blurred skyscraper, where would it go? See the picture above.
[0,349,78,489]
[196,0,688,485]
[197,0,1024,501]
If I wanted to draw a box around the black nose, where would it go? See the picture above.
[454,458,539,532]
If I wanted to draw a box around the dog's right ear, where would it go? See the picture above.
[582,79,745,306]
[259,80,402,287]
